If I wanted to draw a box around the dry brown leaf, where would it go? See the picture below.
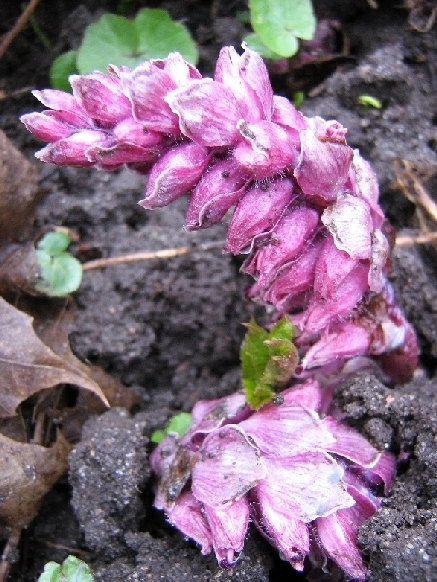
[0,431,71,530]
[0,129,41,246]
[0,242,42,298]
[0,297,109,418]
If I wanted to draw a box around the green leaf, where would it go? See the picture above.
[35,251,83,297]
[357,94,382,109]
[37,231,71,256]
[243,32,284,59]
[240,316,298,410]
[50,51,78,92]
[249,0,316,58]
[76,9,198,75]
[134,9,198,64]
[38,555,94,582]
[151,412,192,444]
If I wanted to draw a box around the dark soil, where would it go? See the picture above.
[1,0,437,580]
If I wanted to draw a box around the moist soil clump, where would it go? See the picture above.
[1,0,437,580]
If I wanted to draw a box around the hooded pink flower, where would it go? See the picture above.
[150,381,395,579]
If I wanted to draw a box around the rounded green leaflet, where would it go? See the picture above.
[249,0,316,58]
[243,32,284,60]
[35,250,83,297]
[37,231,71,256]
[38,555,94,582]
[50,51,79,92]
[76,8,198,75]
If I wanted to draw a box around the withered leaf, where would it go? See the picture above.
[0,431,71,530]
[0,297,109,418]
[0,242,42,299]
[0,129,41,246]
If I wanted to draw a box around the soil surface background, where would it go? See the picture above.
[1,0,437,580]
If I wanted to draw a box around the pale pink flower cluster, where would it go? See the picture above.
[150,381,395,579]
[21,46,418,382]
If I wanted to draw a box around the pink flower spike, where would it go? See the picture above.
[214,46,273,122]
[35,130,111,167]
[203,496,249,568]
[234,120,299,179]
[191,425,267,507]
[321,194,373,260]
[70,72,131,125]
[20,112,74,142]
[294,129,353,203]
[226,178,296,255]
[271,95,309,131]
[166,80,241,146]
[120,62,180,133]
[139,143,210,209]
[167,492,213,555]
[186,158,249,230]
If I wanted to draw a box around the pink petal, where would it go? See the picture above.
[240,401,335,457]
[360,451,396,495]
[243,207,320,286]
[186,158,249,230]
[166,80,241,146]
[351,151,385,229]
[256,453,354,524]
[279,380,323,411]
[214,46,273,121]
[313,236,357,300]
[35,130,110,166]
[203,496,249,567]
[234,120,299,178]
[271,95,309,131]
[294,129,353,203]
[316,509,367,580]
[70,72,131,124]
[253,491,309,570]
[296,262,369,334]
[120,62,180,133]
[321,416,380,468]
[226,178,296,254]
[191,425,266,507]
[139,143,210,209]
[32,89,90,125]
[162,52,202,84]
[321,194,373,260]
[368,229,390,293]
[20,112,74,142]
[300,322,370,371]
[113,118,163,147]
[166,492,213,555]
[86,143,161,168]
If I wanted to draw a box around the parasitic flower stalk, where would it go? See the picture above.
[21,45,418,382]
[150,381,395,580]
[21,45,418,578]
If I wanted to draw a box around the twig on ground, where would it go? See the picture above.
[396,231,437,246]
[393,159,437,227]
[0,0,42,60]
[82,241,226,271]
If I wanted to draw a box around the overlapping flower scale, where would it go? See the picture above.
[150,381,395,578]
[20,46,418,382]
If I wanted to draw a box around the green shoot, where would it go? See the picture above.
[38,555,94,582]
[357,95,383,109]
[35,231,83,297]
[240,316,299,410]
[151,412,192,444]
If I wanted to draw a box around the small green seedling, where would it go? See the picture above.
[38,555,94,582]
[240,316,299,410]
[357,95,382,109]
[35,231,83,297]
[151,412,192,444]
[245,0,316,58]
[50,8,198,91]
